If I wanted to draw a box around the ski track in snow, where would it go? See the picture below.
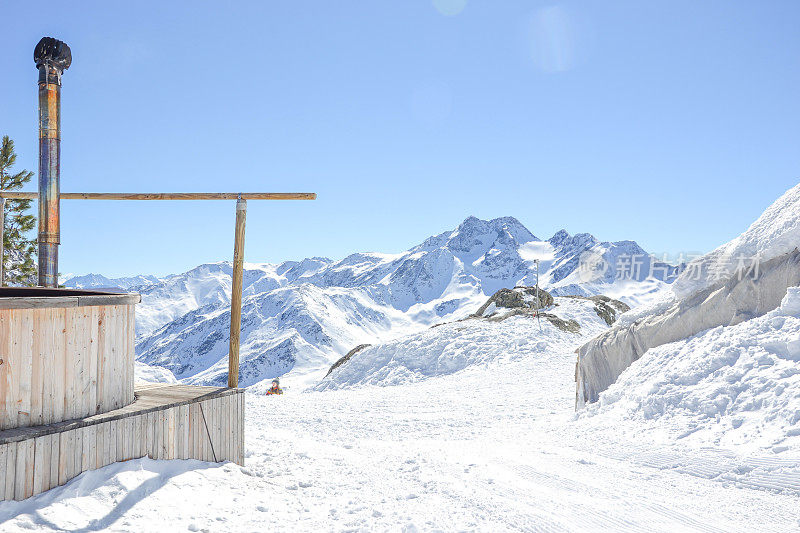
[1,321,797,532]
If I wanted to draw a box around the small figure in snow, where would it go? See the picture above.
[266,378,283,395]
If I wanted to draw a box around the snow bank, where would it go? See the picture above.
[0,458,222,530]
[577,185,800,406]
[577,249,800,406]
[316,297,611,390]
[580,286,800,455]
[673,183,800,298]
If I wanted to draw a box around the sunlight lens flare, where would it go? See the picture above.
[528,5,578,72]
[432,0,467,17]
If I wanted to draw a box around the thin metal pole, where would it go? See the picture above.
[34,37,71,288]
[0,196,5,286]
[228,198,247,388]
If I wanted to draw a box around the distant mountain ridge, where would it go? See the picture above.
[63,273,160,291]
[64,216,679,389]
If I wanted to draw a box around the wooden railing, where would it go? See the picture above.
[0,191,317,388]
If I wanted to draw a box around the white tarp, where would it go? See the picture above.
[576,248,800,407]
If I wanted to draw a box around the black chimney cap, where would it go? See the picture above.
[34,37,72,71]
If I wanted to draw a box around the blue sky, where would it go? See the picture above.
[1,1,798,276]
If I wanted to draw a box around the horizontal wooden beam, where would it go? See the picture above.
[0,192,316,201]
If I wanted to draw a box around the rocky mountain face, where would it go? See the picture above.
[65,216,678,388]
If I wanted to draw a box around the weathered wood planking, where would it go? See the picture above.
[0,300,136,431]
[1,310,14,429]
[0,385,244,501]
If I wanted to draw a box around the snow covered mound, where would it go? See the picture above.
[581,286,800,455]
[673,183,800,298]
[316,296,614,390]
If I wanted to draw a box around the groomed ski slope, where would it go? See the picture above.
[1,316,797,532]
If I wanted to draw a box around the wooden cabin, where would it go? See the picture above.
[0,35,312,502]
[0,288,245,501]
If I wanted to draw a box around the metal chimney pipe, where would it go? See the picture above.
[34,37,71,287]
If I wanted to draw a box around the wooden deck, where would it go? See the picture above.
[0,384,245,502]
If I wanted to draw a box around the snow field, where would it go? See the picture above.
[2,316,798,532]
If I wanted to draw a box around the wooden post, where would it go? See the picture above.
[228,198,246,388]
[0,196,4,286]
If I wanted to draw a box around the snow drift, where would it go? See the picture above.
[577,249,800,406]
[580,286,800,455]
[577,184,800,408]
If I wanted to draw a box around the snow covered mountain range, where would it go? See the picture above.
[61,273,160,290]
[65,216,679,389]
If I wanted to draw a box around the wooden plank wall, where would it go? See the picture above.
[0,304,135,431]
[0,392,244,501]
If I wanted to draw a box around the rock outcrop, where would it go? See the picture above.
[472,287,628,334]
[475,286,554,317]
[325,344,372,378]
[562,295,630,326]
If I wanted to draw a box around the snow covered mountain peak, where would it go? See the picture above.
[410,215,534,254]
[455,215,535,240]
[547,229,571,244]
[443,215,536,253]
[546,229,599,253]
[64,272,160,290]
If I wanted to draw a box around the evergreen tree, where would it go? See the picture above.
[0,136,37,285]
